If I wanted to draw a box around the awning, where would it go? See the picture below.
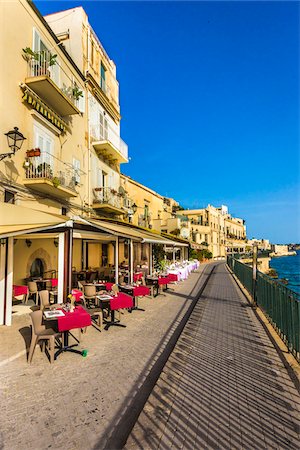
[0,203,68,238]
[89,219,183,246]
[87,219,143,241]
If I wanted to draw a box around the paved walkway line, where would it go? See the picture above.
[124,262,300,450]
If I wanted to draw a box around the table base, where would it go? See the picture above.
[54,330,86,359]
[104,310,126,330]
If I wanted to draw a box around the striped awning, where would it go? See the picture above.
[22,89,68,133]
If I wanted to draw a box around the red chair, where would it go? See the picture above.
[105,292,133,330]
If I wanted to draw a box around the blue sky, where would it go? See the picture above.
[35,1,299,243]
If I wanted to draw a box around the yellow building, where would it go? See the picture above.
[0,0,87,217]
[120,174,179,229]
[44,6,129,219]
[177,205,246,258]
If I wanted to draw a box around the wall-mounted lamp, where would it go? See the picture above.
[1,127,26,162]
[131,203,137,214]
[0,238,6,246]
[25,239,32,248]
[54,238,59,247]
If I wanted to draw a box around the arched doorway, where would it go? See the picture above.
[30,258,44,278]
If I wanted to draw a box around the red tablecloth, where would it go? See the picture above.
[167,273,179,282]
[13,285,28,296]
[71,289,83,302]
[110,292,133,311]
[158,277,170,286]
[133,286,150,297]
[50,278,58,287]
[133,272,143,282]
[57,305,91,332]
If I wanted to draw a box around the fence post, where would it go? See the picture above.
[252,244,258,307]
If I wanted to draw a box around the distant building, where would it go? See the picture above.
[176,205,246,258]
[246,238,271,251]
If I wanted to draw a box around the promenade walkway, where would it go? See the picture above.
[124,262,300,450]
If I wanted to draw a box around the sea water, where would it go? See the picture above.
[269,250,300,295]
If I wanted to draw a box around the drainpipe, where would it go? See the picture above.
[86,26,91,217]
[130,240,134,284]
[115,237,119,284]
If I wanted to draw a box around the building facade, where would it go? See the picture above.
[45,6,129,219]
[120,174,179,229]
[176,205,246,258]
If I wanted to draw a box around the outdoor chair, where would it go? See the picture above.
[78,281,86,290]
[27,281,39,305]
[39,290,59,310]
[83,285,97,307]
[111,284,119,295]
[28,310,61,364]
[82,307,103,333]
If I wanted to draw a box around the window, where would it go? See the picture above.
[61,207,67,216]
[100,63,106,92]
[99,112,108,140]
[72,158,81,184]
[33,123,54,170]
[4,190,15,204]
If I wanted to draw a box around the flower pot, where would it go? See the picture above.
[34,150,41,156]
[26,150,35,157]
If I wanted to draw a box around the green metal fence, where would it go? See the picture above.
[227,256,300,362]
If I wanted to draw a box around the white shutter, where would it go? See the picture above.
[72,158,81,184]
[76,89,85,113]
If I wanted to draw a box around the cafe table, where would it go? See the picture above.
[119,284,150,311]
[44,305,91,359]
[97,293,133,330]
[13,285,29,303]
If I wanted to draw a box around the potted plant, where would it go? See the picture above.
[72,84,83,101]
[26,149,35,158]
[23,159,32,169]
[22,47,57,76]
[34,147,41,156]
[37,162,52,177]
[52,177,60,188]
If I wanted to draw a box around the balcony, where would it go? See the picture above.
[93,187,125,215]
[24,154,80,198]
[24,51,81,117]
[91,124,128,164]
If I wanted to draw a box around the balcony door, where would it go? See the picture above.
[32,28,60,85]
[33,124,54,178]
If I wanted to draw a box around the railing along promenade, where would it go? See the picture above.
[227,256,300,362]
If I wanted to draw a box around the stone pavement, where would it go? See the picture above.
[124,262,300,450]
[0,264,211,450]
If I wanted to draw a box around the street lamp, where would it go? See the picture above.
[1,127,26,161]
[131,203,137,214]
